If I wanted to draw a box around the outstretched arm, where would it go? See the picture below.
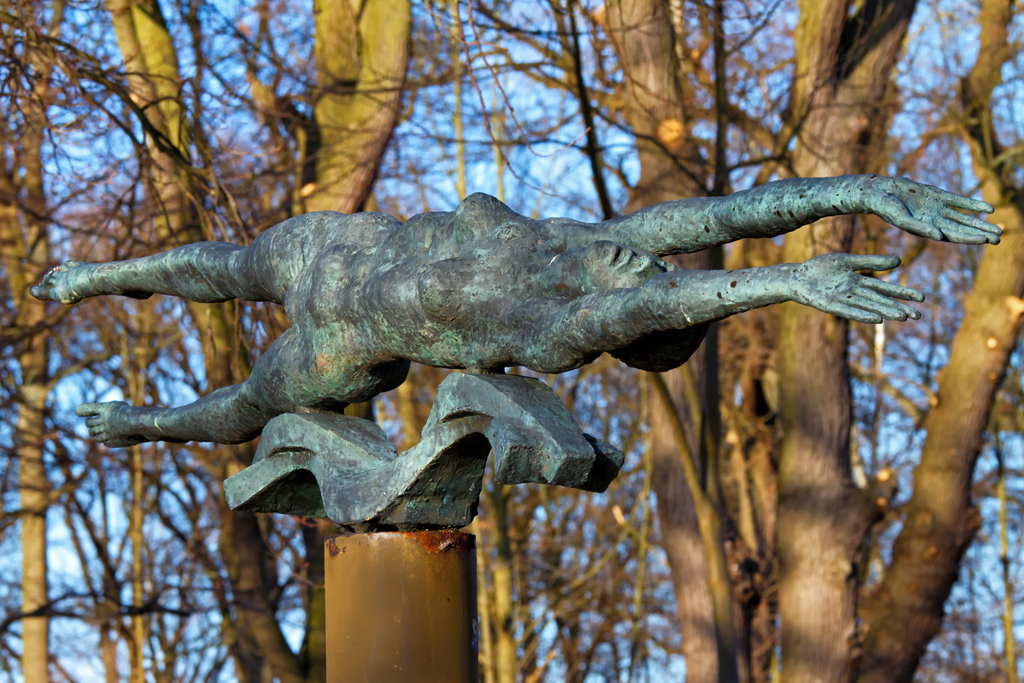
[512,253,924,374]
[582,175,998,256]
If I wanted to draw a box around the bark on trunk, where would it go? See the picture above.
[650,369,718,683]
[651,370,716,679]
[857,4,1023,680]
[18,109,54,683]
[220,504,308,683]
[16,385,49,683]
[305,0,411,214]
[776,3,916,682]
[601,2,731,680]
[491,484,517,683]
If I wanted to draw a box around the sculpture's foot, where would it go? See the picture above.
[31,261,88,304]
[76,402,152,448]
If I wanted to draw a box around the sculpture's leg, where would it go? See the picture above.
[76,329,304,446]
[31,243,259,304]
[76,382,265,448]
[31,212,349,305]
[77,327,404,447]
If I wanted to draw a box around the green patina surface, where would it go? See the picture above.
[31,174,998,527]
[223,372,623,531]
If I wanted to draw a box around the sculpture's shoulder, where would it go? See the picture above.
[373,193,544,262]
[538,216,592,250]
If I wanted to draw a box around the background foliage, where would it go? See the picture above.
[2,0,1024,681]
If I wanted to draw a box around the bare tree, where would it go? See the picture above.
[858,1,1024,680]
[1,4,66,680]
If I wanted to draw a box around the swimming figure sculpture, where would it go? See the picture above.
[32,175,998,529]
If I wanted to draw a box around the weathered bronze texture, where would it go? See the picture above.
[325,531,478,682]
[31,175,999,526]
[225,372,623,531]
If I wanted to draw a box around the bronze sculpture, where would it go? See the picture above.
[33,174,997,529]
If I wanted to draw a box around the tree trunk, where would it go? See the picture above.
[857,4,1023,680]
[998,447,1018,683]
[491,484,517,683]
[601,2,732,680]
[106,6,275,680]
[15,366,49,683]
[776,2,915,682]
[650,362,720,683]
[106,1,408,678]
[1,6,65,679]
[305,0,411,214]
[19,81,55,683]
[106,0,189,245]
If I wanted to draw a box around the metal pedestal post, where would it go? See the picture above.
[325,530,478,682]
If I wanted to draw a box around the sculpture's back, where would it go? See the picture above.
[30,174,999,528]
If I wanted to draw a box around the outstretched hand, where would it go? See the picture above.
[791,254,924,325]
[868,176,998,245]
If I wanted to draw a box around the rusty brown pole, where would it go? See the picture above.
[325,530,479,682]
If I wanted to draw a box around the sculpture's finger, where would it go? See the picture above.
[874,195,940,239]
[848,254,901,272]
[846,294,908,321]
[941,210,1001,244]
[853,287,921,320]
[829,302,884,324]
[85,416,102,427]
[934,188,993,214]
[858,278,925,302]
[872,193,913,223]
[934,217,990,244]
[942,208,1002,235]
[873,195,937,237]
[29,285,51,301]
[895,216,943,241]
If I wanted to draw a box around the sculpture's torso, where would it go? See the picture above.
[266,194,704,408]
[282,195,644,370]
